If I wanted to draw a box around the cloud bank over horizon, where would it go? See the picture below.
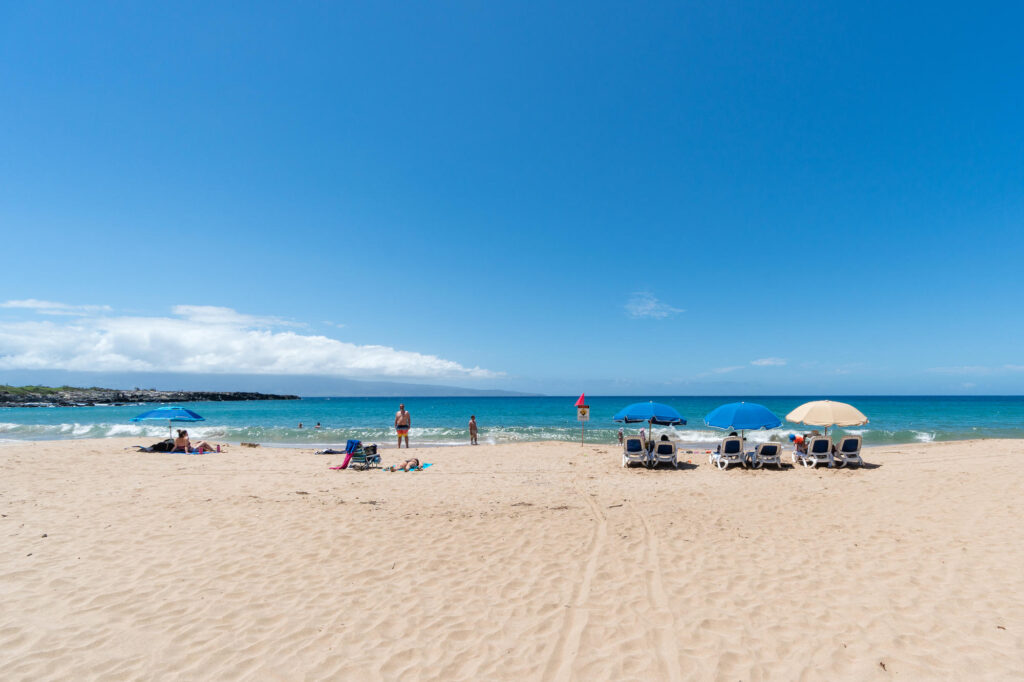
[0,302,499,379]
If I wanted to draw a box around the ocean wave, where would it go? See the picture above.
[0,419,1017,447]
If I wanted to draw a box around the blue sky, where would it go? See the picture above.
[1,1,1022,395]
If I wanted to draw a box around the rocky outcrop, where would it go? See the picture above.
[0,387,300,408]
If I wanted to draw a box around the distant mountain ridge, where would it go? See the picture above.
[0,371,539,398]
[0,385,298,408]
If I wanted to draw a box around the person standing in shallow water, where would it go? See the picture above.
[395,403,411,448]
[469,415,478,445]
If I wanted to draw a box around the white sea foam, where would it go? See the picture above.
[913,431,936,443]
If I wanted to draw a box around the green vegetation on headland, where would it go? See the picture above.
[0,385,300,407]
[0,384,96,396]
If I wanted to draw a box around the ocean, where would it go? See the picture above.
[1,396,1023,448]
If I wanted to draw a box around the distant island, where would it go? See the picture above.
[0,385,300,408]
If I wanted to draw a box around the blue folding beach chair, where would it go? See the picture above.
[346,440,380,470]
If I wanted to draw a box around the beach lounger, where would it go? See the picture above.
[753,442,782,469]
[833,435,863,468]
[709,436,744,470]
[794,436,832,468]
[622,437,648,468]
[651,441,678,469]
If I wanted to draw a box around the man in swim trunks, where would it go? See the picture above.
[395,403,411,448]
[468,415,478,445]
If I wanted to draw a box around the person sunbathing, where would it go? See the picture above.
[789,433,805,453]
[173,429,216,453]
[386,457,421,472]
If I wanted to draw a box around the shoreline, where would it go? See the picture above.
[0,434,1016,449]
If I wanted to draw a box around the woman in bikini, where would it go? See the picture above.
[173,429,216,454]
[386,457,421,472]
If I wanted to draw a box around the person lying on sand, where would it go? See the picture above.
[386,458,421,472]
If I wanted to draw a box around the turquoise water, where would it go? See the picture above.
[2,396,1023,447]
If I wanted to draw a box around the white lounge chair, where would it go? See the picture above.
[651,440,678,469]
[753,442,782,469]
[833,435,863,468]
[709,436,744,470]
[622,437,648,468]
[794,435,832,468]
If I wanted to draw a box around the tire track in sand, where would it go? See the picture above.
[542,478,607,681]
[629,502,683,682]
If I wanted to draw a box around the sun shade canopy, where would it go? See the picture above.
[704,402,782,431]
[612,401,686,426]
[131,406,206,423]
[785,400,868,427]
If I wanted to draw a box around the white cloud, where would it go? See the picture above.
[750,357,786,366]
[624,292,684,319]
[1004,365,1024,372]
[0,304,498,379]
[709,365,744,374]
[0,299,112,316]
[171,305,298,328]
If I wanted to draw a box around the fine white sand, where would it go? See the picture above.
[2,438,1023,680]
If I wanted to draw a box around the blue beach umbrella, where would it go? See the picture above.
[704,402,782,432]
[613,401,686,440]
[131,406,205,438]
[704,401,782,466]
[613,401,687,425]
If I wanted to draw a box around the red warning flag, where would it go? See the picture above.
[575,393,586,407]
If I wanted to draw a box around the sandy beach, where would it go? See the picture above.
[2,438,1023,680]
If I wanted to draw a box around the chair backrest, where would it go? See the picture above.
[808,436,830,454]
[838,435,862,453]
[721,437,742,455]
[345,439,361,454]
[656,442,675,456]
[624,437,644,454]
[758,443,779,457]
